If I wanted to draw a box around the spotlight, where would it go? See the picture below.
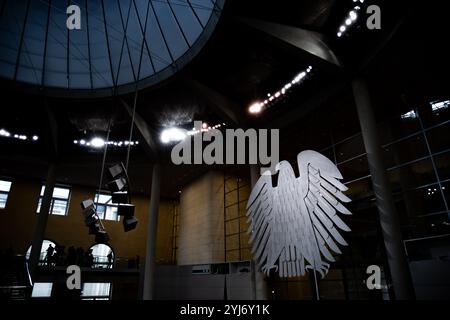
[81,199,95,211]
[249,103,263,114]
[118,204,135,217]
[107,178,127,193]
[107,164,124,180]
[112,191,128,204]
[84,214,98,227]
[123,216,138,232]
[0,129,11,137]
[32,135,39,141]
[160,127,187,144]
[95,230,110,244]
[90,137,105,148]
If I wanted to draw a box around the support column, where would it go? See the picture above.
[352,77,415,300]
[142,163,161,300]
[29,163,56,280]
[250,164,269,300]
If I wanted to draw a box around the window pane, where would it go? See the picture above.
[335,134,365,164]
[427,122,450,154]
[51,200,68,216]
[53,187,70,199]
[95,193,111,204]
[0,193,8,209]
[32,283,53,298]
[96,205,106,220]
[337,155,369,182]
[0,180,12,192]
[41,186,70,199]
[388,158,437,191]
[393,184,446,218]
[105,206,119,221]
[435,151,450,181]
[383,134,429,169]
[36,198,42,213]
[81,283,111,297]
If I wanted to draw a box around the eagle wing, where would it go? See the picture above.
[298,150,352,277]
[246,173,276,274]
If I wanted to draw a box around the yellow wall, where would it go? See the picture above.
[0,177,176,263]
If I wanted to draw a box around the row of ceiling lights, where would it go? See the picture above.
[337,0,365,38]
[0,128,39,141]
[73,138,139,149]
[160,122,226,144]
[248,66,313,115]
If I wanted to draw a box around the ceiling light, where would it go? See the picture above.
[160,127,188,144]
[32,135,39,141]
[80,140,86,145]
[90,137,105,148]
[350,11,357,20]
[249,103,263,114]
[0,129,10,137]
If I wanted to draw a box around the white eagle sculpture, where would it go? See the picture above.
[246,150,352,278]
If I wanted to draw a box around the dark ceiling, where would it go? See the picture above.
[1,0,447,199]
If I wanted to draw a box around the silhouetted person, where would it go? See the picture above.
[45,244,54,266]
[85,249,94,268]
[107,251,113,268]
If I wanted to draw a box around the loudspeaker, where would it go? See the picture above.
[118,204,135,217]
[85,214,98,227]
[123,216,138,232]
[88,223,101,235]
[108,164,123,180]
[95,230,110,244]
[107,178,127,193]
[112,191,128,204]
[81,199,94,211]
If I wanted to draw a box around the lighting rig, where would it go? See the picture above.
[80,163,138,244]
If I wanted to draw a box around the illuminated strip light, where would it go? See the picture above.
[337,0,366,38]
[73,138,139,148]
[187,122,226,136]
[0,128,39,141]
[249,66,313,115]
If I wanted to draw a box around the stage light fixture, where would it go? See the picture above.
[107,177,127,193]
[123,216,138,232]
[95,230,110,244]
[80,198,110,243]
[112,191,128,204]
[118,204,135,217]
[107,164,123,180]
[81,199,95,211]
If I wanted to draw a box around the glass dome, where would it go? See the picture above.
[0,0,224,96]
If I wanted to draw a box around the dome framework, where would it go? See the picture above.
[0,0,224,97]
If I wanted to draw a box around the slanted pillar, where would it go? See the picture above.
[142,163,161,300]
[352,77,415,300]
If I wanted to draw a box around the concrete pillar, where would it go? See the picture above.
[29,163,56,280]
[249,164,269,300]
[142,163,161,300]
[352,77,415,300]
